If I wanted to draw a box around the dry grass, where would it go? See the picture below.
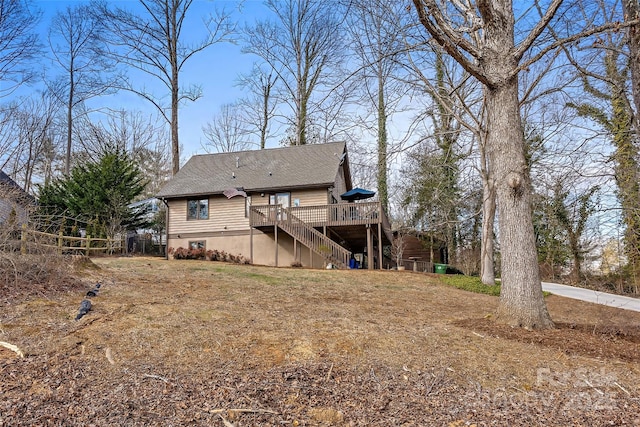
[1,257,640,426]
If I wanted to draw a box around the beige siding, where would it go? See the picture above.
[290,189,328,206]
[211,195,250,231]
[168,195,249,236]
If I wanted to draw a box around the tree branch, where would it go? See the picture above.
[412,0,489,86]
[512,18,640,80]
[513,0,564,61]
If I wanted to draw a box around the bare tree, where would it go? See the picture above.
[401,27,489,281]
[623,0,640,128]
[93,0,234,174]
[411,0,560,328]
[559,1,640,286]
[401,48,470,268]
[202,103,253,153]
[48,4,118,175]
[9,93,59,193]
[551,179,599,283]
[243,0,345,146]
[74,110,171,197]
[410,0,640,328]
[477,102,496,285]
[347,0,408,212]
[0,104,18,169]
[0,0,41,97]
[236,63,279,149]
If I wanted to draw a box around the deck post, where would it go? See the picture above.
[293,238,298,262]
[378,222,383,270]
[367,224,373,270]
[250,226,254,264]
[274,224,278,267]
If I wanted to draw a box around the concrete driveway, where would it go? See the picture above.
[542,281,640,313]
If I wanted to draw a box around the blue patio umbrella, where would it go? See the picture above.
[340,187,376,201]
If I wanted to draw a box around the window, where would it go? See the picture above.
[187,198,208,220]
[245,195,252,218]
[269,192,290,220]
[269,192,290,208]
[189,240,205,250]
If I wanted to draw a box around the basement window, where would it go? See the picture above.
[189,240,205,250]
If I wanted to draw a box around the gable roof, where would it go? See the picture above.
[0,170,20,190]
[157,142,350,199]
[0,170,34,203]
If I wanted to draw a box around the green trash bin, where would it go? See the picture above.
[434,263,447,274]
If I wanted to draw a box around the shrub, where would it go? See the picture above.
[169,247,249,264]
[192,248,207,260]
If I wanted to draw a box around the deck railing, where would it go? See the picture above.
[250,201,393,242]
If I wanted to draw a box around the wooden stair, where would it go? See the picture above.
[277,207,351,269]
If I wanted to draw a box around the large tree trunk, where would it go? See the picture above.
[377,69,389,212]
[480,175,496,285]
[171,89,179,175]
[170,3,180,175]
[412,0,557,328]
[623,0,640,128]
[477,0,553,329]
[260,79,272,150]
[65,66,74,176]
[486,81,553,328]
[620,1,640,286]
[480,117,496,285]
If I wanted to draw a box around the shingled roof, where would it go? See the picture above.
[156,142,350,199]
[0,170,20,190]
[0,170,34,203]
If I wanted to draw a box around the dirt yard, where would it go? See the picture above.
[1,257,640,426]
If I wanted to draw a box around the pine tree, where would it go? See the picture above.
[38,148,148,238]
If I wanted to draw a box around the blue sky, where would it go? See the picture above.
[35,0,266,159]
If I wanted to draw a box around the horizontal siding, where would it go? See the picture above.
[211,195,249,230]
[168,195,250,235]
[291,189,329,206]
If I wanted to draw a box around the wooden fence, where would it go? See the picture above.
[19,225,124,255]
[398,258,434,273]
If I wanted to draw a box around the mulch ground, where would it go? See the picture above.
[1,257,640,426]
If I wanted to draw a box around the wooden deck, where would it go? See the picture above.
[249,202,393,269]
[249,201,393,244]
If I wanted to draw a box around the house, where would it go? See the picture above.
[156,142,393,269]
[0,170,33,226]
